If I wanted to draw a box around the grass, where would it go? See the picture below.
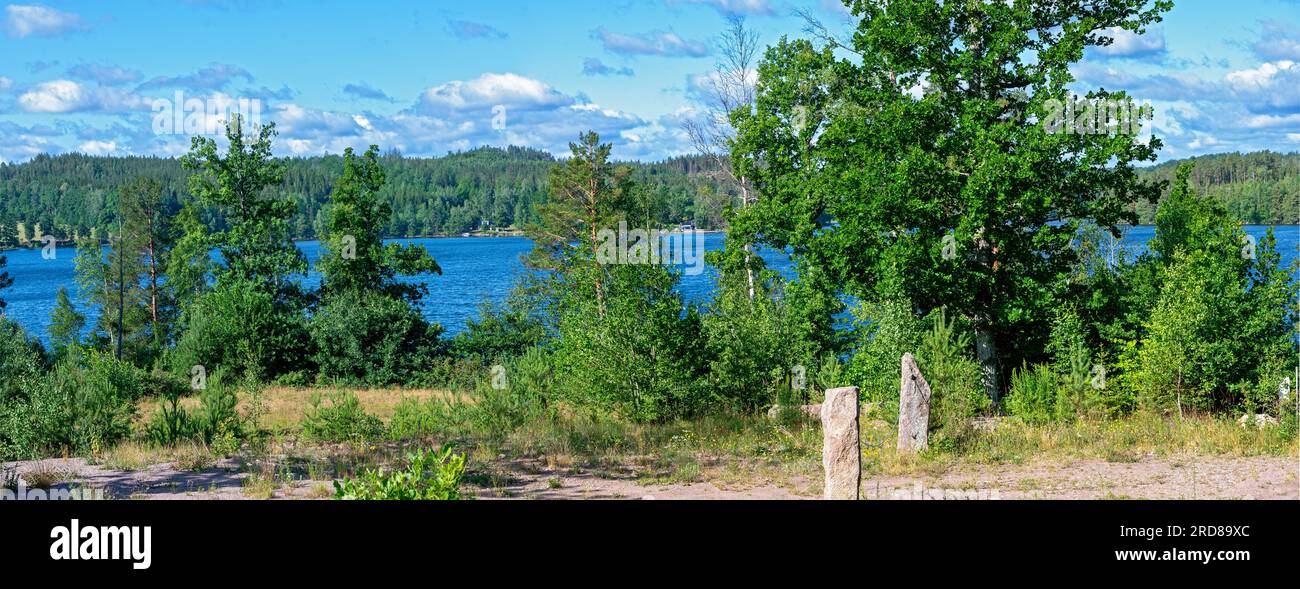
[97,440,218,471]
[79,385,1300,499]
[17,461,71,488]
[136,386,458,433]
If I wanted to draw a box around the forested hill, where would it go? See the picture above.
[1135,151,1300,224]
[1,148,1295,244]
[0,146,734,242]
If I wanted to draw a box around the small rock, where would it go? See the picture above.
[767,404,822,419]
[1237,413,1279,429]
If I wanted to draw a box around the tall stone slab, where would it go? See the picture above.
[897,353,932,453]
[821,386,861,500]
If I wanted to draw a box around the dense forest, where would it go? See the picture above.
[0,146,733,245]
[1,148,1295,249]
[1134,151,1300,224]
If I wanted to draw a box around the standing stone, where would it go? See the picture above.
[821,386,861,500]
[897,353,932,453]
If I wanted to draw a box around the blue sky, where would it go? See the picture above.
[0,0,1297,163]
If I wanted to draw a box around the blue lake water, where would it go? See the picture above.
[1,226,1296,348]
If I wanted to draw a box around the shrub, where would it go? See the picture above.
[552,265,707,422]
[0,318,46,403]
[169,279,312,382]
[917,309,989,432]
[701,272,800,414]
[301,391,386,442]
[333,445,466,500]
[311,290,443,386]
[843,297,924,410]
[2,350,148,459]
[148,370,243,449]
[392,348,553,442]
[1004,363,1059,425]
[389,396,460,441]
[451,295,547,364]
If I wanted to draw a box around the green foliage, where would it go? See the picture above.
[393,347,554,442]
[0,318,46,402]
[844,296,925,408]
[553,265,707,422]
[451,295,548,364]
[701,256,799,413]
[730,0,1172,399]
[1131,165,1297,415]
[333,445,466,500]
[1135,151,1300,224]
[146,370,242,449]
[310,290,443,386]
[1004,363,1060,425]
[182,117,307,298]
[301,391,386,443]
[48,288,85,360]
[0,147,726,244]
[916,309,989,431]
[2,347,154,459]
[317,145,441,303]
[169,279,312,381]
[0,250,11,311]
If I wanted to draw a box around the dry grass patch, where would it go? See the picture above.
[96,440,219,472]
[135,386,461,433]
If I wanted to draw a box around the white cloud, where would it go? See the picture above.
[1226,60,1297,88]
[0,75,12,91]
[1093,27,1166,59]
[66,63,142,86]
[677,0,775,16]
[596,28,710,58]
[3,4,87,38]
[16,79,145,113]
[76,139,118,155]
[416,72,573,113]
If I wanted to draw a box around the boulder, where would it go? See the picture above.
[821,386,861,500]
[1237,413,1279,429]
[897,353,932,453]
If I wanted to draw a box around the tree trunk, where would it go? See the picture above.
[973,230,1001,403]
[586,181,606,318]
[975,326,1001,405]
[738,177,755,302]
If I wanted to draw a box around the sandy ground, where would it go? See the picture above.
[4,454,1296,500]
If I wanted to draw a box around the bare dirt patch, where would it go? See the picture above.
[8,453,1290,500]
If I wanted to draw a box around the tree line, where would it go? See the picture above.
[1,147,1297,253]
[0,148,733,248]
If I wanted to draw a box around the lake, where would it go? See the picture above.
[2,226,1296,347]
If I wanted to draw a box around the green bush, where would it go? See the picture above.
[310,290,443,386]
[843,297,924,411]
[701,270,801,414]
[2,349,149,459]
[169,279,312,382]
[302,391,386,442]
[146,369,243,449]
[1004,363,1059,425]
[389,396,459,441]
[333,445,467,500]
[392,348,553,442]
[552,265,707,422]
[917,309,990,432]
[0,318,47,402]
[451,295,547,364]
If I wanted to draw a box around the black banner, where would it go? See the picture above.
[3,500,1295,580]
